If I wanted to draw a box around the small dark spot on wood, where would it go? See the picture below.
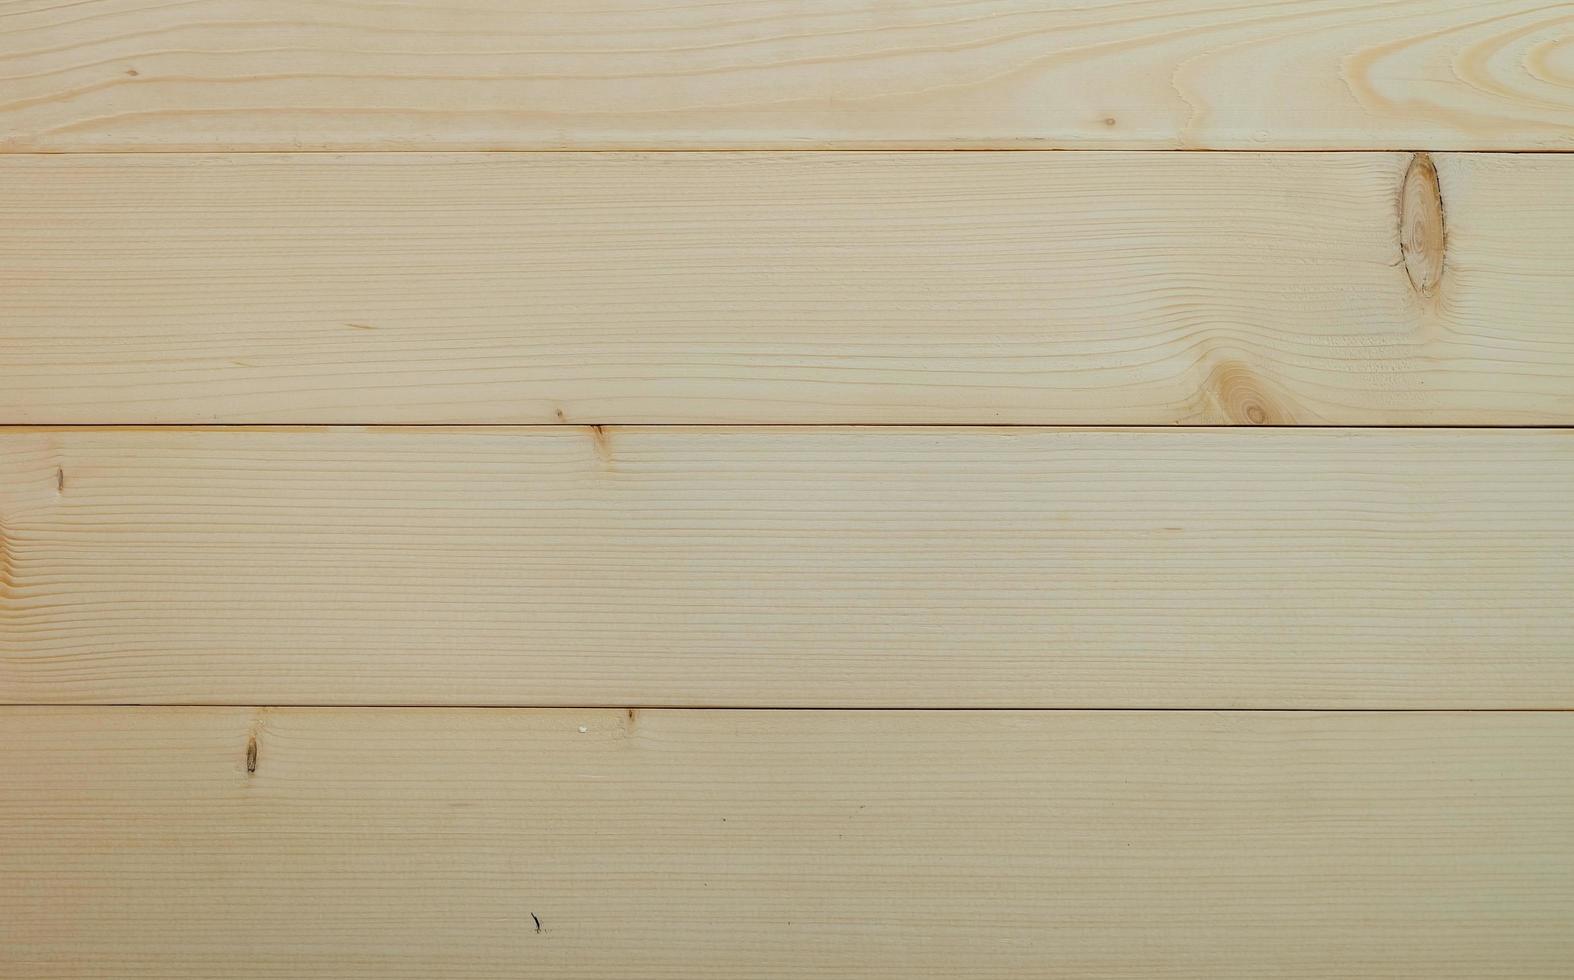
[554,407,567,422]
[125,69,139,76]
[56,467,65,494]
[245,735,258,774]
[1103,117,1117,127]
[531,913,542,933]
[345,322,375,331]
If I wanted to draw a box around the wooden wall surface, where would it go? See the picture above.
[1,1,1571,976]
[3,426,1572,707]
[1,0,1571,150]
[5,152,1573,424]
[5,708,1573,978]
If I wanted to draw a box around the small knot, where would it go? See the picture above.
[1203,361,1285,425]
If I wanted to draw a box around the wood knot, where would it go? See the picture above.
[1203,361,1284,425]
[589,425,613,465]
[1399,152,1445,297]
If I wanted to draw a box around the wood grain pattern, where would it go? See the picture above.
[5,151,1574,425]
[1,0,1572,150]
[4,707,1572,978]
[4,426,1571,707]
[8,2,1571,972]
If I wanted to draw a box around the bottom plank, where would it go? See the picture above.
[2,708,1571,978]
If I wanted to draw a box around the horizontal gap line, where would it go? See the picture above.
[3,148,1571,156]
[5,423,1574,431]
[3,705,1571,712]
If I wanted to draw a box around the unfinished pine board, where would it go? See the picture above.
[1,0,1572,150]
[4,707,1572,978]
[5,152,1574,425]
[3,426,1571,707]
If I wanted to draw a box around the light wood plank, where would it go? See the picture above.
[5,152,1574,425]
[3,707,1572,978]
[3,426,1571,707]
[1,0,1571,150]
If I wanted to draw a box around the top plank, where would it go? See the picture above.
[1,0,1571,151]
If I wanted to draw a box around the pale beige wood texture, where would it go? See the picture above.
[3,426,1571,707]
[1,0,1572,150]
[5,152,1574,425]
[3,707,1573,978]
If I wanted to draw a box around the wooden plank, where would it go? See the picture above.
[1,0,1571,151]
[5,152,1574,425]
[3,707,1572,978]
[3,426,1571,707]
